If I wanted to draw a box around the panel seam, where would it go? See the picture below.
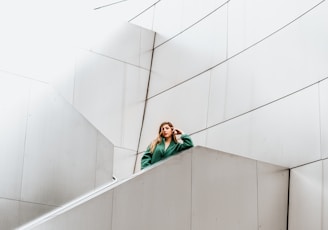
[286,169,291,230]
[148,0,326,100]
[133,32,157,173]
[190,77,328,137]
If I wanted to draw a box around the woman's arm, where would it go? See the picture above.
[174,128,194,150]
[178,134,194,150]
[141,147,152,169]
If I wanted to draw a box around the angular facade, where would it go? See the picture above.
[1,0,328,229]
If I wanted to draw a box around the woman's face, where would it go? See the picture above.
[161,124,173,138]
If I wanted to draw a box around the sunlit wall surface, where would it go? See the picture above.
[288,159,328,230]
[134,0,328,171]
[0,72,114,229]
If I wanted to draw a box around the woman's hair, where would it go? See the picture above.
[149,121,178,153]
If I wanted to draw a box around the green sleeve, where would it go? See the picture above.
[141,146,152,169]
[177,134,194,151]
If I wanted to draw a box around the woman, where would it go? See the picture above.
[141,121,194,169]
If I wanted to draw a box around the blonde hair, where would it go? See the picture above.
[149,121,178,153]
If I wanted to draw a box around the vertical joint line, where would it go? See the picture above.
[110,189,115,229]
[286,169,291,230]
[226,1,229,59]
[121,65,127,146]
[190,150,193,230]
[321,160,324,230]
[94,132,99,189]
[205,71,213,129]
[256,161,259,229]
[133,32,157,173]
[72,54,78,106]
[317,81,325,230]
[318,83,323,159]
[20,82,32,201]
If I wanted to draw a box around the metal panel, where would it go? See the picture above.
[112,152,192,230]
[0,198,19,230]
[207,86,321,168]
[207,63,228,126]
[0,74,30,199]
[130,6,155,31]
[289,161,322,230]
[96,132,114,187]
[149,4,227,97]
[320,79,328,159]
[77,20,154,69]
[21,82,99,206]
[140,72,210,151]
[225,1,328,120]
[324,159,328,230]
[139,29,155,70]
[74,49,125,146]
[121,66,149,151]
[16,147,291,230]
[189,130,207,147]
[181,0,228,29]
[74,50,149,151]
[257,162,289,230]
[249,86,321,168]
[192,147,258,230]
[48,51,76,104]
[113,147,137,180]
[19,201,56,228]
[90,0,158,33]
[31,191,114,230]
[153,0,228,47]
[206,112,252,159]
[227,0,324,56]
[1,199,55,230]
[153,0,184,46]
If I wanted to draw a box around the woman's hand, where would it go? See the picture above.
[173,128,184,135]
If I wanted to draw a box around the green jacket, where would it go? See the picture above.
[141,134,193,169]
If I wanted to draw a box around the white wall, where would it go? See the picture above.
[2,0,327,227]
[131,0,229,46]
[136,0,328,170]
[288,159,328,230]
[0,2,150,228]
[68,11,155,179]
[71,21,155,179]
[20,147,289,230]
[0,72,114,230]
[0,199,56,230]
[0,0,156,179]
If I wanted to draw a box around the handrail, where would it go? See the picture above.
[18,176,118,230]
